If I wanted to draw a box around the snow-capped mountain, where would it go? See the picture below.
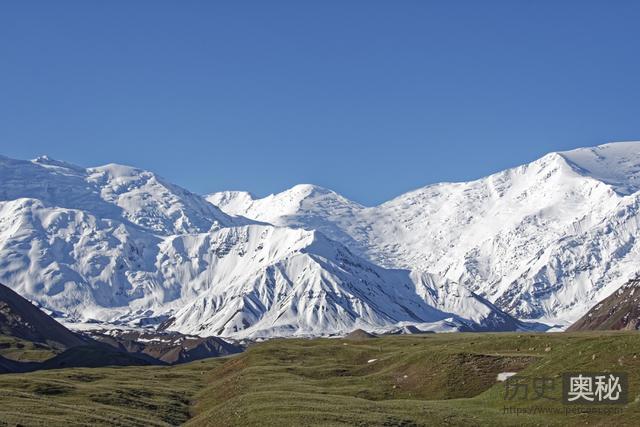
[209,142,640,325]
[0,154,519,338]
[208,185,369,254]
[3,141,638,336]
[0,155,239,235]
[161,225,523,337]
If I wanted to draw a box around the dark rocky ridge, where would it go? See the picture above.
[567,278,640,331]
[344,329,377,339]
[0,282,242,373]
[86,329,242,364]
[0,283,86,348]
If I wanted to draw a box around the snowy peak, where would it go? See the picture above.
[207,183,362,221]
[163,224,519,338]
[207,190,255,214]
[86,163,238,234]
[1,153,521,339]
[283,183,344,201]
[207,183,366,250]
[32,155,87,174]
[0,155,239,235]
[558,141,640,195]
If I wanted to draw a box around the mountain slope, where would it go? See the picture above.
[0,282,85,348]
[0,156,246,327]
[567,277,640,331]
[208,141,640,324]
[159,225,522,338]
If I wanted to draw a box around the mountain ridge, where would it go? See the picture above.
[208,141,640,324]
[567,277,640,331]
[0,282,86,348]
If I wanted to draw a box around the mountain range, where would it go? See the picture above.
[1,141,640,338]
[209,142,640,326]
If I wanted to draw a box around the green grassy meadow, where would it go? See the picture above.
[1,332,639,426]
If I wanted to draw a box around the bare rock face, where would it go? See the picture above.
[567,278,640,331]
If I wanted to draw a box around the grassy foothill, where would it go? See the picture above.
[1,331,639,426]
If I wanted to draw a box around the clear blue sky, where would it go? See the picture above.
[1,1,640,205]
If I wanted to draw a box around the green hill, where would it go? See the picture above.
[1,332,640,426]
